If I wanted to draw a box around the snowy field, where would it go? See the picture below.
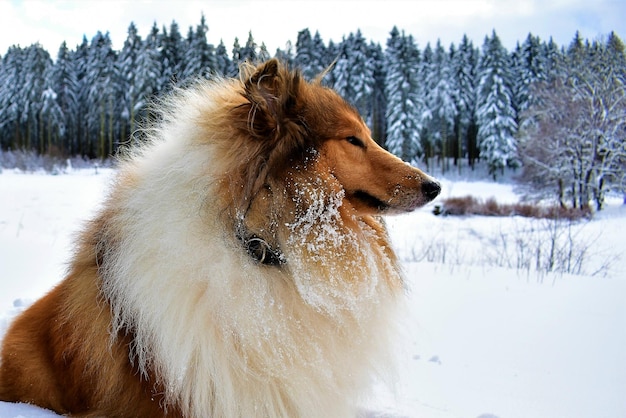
[1,168,625,418]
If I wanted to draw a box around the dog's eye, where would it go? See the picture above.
[346,136,365,148]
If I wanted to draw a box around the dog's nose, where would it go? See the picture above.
[422,180,441,201]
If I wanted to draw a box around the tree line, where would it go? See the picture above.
[0,15,624,209]
[518,32,626,210]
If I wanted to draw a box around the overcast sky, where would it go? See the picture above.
[1,0,625,57]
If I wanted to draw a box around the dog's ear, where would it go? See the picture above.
[235,59,310,218]
[245,59,282,116]
[242,59,301,139]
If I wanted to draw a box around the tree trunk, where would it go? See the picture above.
[441,122,447,174]
[108,97,114,157]
[99,103,106,159]
[595,177,605,211]
[456,120,462,175]
[582,168,594,209]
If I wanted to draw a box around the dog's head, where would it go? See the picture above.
[231,59,440,218]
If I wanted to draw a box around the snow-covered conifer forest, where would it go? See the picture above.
[1,16,625,209]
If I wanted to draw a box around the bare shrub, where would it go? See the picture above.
[434,195,591,220]
[483,197,500,215]
[511,203,539,218]
[407,215,616,279]
[432,196,476,216]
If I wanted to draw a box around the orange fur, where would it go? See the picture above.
[0,212,173,417]
[0,59,440,417]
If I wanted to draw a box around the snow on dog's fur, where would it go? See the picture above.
[0,59,440,417]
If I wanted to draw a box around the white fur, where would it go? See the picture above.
[99,81,404,418]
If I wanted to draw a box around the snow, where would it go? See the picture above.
[0,168,108,313]
[1,169,626,418]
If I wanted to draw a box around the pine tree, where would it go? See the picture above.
[323,40,339,86]
[542,37,562,79]
[40,79,64,156]
[295,29,315,77]
[214,40,232,76]
[20,44,52,152]
[43,41,79,154]
[0,46,25,150]
[274,40,294,67]
[258,42,270,61]
[117,23,143,145]
[427,39,457,171]
[69,36,90,156]
[138,23,162,97]
[311,31,328,74]
[231,37,242,73]
[333,31,374,120]
[239,31,258,62]
[476,31,519,178]
[84,31,117,158]
[159,21,186,88]
[512,33,547,118]
[182,14,217,80]
[568,31,585,60]
[419,42,435,161]
[368,42,387,144]
[606,31,626,66]
[295,30,328,81]
[384,27,423,163]
[453,34,478,169]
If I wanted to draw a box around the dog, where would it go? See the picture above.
[0,59,440,417]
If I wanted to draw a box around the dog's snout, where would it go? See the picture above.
[422,180,441,201]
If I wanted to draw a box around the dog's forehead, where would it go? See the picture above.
[336,113,369,136]
[334,106,371,137]
[305,86,369,138]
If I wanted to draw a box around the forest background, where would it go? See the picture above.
[0,15,625,211]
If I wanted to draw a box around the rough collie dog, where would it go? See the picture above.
[0,59,440,417]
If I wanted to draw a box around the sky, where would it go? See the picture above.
[0,0,625,57]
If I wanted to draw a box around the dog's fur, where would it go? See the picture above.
[0,59,440,417]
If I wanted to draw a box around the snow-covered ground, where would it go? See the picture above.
[1,169,625,418]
